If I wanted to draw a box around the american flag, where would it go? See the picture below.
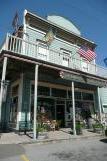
[86,49,96,61]
[78,47,96,61]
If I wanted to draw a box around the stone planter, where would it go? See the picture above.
[93,128,102,133]
[37,132,48,140]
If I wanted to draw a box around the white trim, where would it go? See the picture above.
[23,10,27,39]
[72,81,76,135]
[103,104,107,106]
[31,81,95,93]
[27,112,31,121]
[32,81,70,90]
[26,10,96,45]
[97,87,102,123]
[33,64,39,140]
[0,57,8,122]
[29,81,32,121]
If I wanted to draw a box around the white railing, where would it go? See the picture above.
[0,34,107,78]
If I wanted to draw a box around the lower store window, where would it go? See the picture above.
[52,88,67,98]
[9,85,19,126]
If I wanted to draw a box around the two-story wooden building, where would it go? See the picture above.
[0,10,107,138]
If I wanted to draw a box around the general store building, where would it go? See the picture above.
[0,10,107,138]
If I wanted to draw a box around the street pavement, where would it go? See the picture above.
[0,137,107,161]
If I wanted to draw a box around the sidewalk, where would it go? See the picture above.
[0,129,104,144]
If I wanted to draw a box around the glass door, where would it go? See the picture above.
[56,100,65,127]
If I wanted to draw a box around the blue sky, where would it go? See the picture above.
[0,0,107,66]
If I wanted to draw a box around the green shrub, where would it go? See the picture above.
[76,122,82,135]
[37,123,47,133]
[92,123,103,129]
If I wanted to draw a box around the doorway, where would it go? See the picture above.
[56,104,65,127]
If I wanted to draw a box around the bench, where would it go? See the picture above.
[19,121,33,134]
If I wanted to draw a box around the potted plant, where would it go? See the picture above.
[76,121,83,135]
[36,123,48,139]
[92,123,103,133]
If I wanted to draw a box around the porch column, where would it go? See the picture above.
[33,64,39,140]
[72,81,76,135]
[16,73,24,130]
[0,57,8,123]
[97,86,102,123]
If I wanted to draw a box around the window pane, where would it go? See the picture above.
[75,91,81,100]
[31,85,50,96]
[68,91,72,98]
[12,85,19,96]
[38,86,50,96]
[82,92,93,100]
[68,91,81,99]
[52,88,67,98]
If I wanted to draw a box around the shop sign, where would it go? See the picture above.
[59,70,107,87]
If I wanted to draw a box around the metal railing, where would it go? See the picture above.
[0,33,107,78]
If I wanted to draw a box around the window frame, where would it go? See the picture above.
[37,39,49,61]
[60,48,71,67]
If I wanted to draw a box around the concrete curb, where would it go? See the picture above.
[19,134,105,145]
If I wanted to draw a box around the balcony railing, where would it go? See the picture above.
[0,34,107,78]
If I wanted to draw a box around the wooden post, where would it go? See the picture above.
[0,57,8,122]
[97,87,102,123]
[33,64,39,140]
[72,81,76,135]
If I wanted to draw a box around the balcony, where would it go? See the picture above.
[0,34,107,78]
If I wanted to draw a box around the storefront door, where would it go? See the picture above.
[56,104,65,127]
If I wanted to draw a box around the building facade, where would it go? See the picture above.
[0,10,107,137]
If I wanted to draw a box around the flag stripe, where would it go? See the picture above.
[87,49,96,61]
[78,48,96,61]
[78,48,87,59]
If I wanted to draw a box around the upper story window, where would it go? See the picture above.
[60,48,71,67]
[37,39,49,61]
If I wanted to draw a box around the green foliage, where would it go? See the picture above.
[92,123,103,129]
[76,121,83,135]
[92,123,104,133]
[36,123,47,133]
[76,121,84,129]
